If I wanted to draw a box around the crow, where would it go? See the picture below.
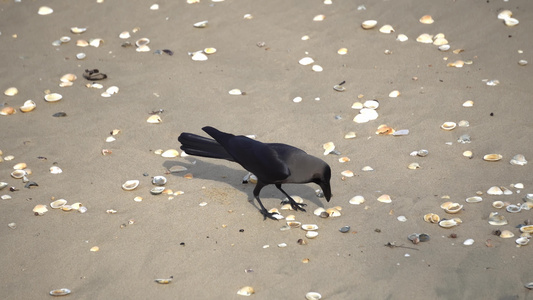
[178,126,332,219]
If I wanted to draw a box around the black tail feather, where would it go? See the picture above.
[178,132,235,161]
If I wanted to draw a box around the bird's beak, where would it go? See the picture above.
[320,182,332,202]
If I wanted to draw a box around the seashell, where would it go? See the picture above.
[4,87,18,96]
[344,132,356,139]
[500,230,514,238]
[379,25,394,34]
[337,48,348,55]
[440,122,456,130]
[463,239,474,246]
[150,187,165,195]
[0,182,8,190]
[299,57,314,66]
[192,20,208,29]
[505,18,519,27]
[338,157,350,163]
[161,149,179,158]
[333,84,345,92]
[122,180,139,191]
[147,115,162,124]
[424,213,440,223]
[76,39,89,47]
[440,201,453,210]
[89,38,104,47]
[20,100,37,113]
[416,33,434,43]
[50,199,67,209]
[487,186,503,195]
[515,237,529,246]
[133,196,143,202]
[518,60,528,66]
[70,27,87,34]
[389,90,400,98]
[396,34,408,42]
[466,196,482,203]
[408,162,420,170]
[492,201,504,209]
[243,14,253,20]
[360,108,378,120]
[341,170,354,177]
[506,204,521,213]
[154,277,173,284]
[463,151,473,159]
[438,44,451,52]
[326,208,341,217]
[150,4,159,10]
[526,282,533,290]
[237,286,254,296]
[488,212,507,226]
[152,176,167,186]
[352,102,363,109]
[60,74,77,83]
[322,142,335,155]
[444,203,463,214]
[135,38,150,47]
[285,215,296,221]
[397,216,407,222]
[520,225,533,233]
[204,47,217,55]
[119,31,130,39]
[363,100,379,109]
[11,169,26,179]
[361,20,377,29]
[302,224,318,231]
[50,166,62,174]
[106,86,119,95]
[362,166,373,171]
[90,246,99,252]
[38,6,53,15]
[377,194,391,203]
[447,60,464,68]
[312,65,323,72]
[419,15,434,24]
[76,53,86,60]
[228,89,242,96]
[462,100,474,107]
[512,183,523,189]
[0,107,16,115]
[306,292,322,300]
[136,45,151,52]
[438,219,458,228]
[483,154,502,162]
[287,221,301,228]
[313,207,326,216]
[510,154,527,166]
[44,93,62,102]
[70,202,83,210]
[33,204,48,215]
[313,14,325,21]
[497,10,512,20]
[1,195,12,200]
[433,37,448,46]
[305,231,318,239]
[49,289,71,296]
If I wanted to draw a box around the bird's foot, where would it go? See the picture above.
[281,198,307,212]
[260,209,280,221]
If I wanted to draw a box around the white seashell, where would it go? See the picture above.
[379,25,394,34]
[515,237,529,246]
[408,162,420,170]
[33,204,48,215]
[438,44,451,51]
[50,166,62,174]
[4,87,18,96]
[510,154,527,166]
[483,154,502,162]
[150,4,159,10]
[498,10,512,20]
[313,207,326,216]
[396,34,408,42]
[463,239,474,246]
[119,31,130,39]
[306,292,322,300]
[312,65,323,72]
[122,180,139,191]
[518,60,528,66]
[204,48,217,54]
[1,195,12,200]
[361,20,377,29]
[302,224,318,231]
[506,204,521,213]
[465,196,482,203]
[353,113,370,123]
[49,289,71,296]
[487,186,503,195]
[322,142,335,155]
[360,108,378,120]
[505,18,519,27]
[348,196,366,206]
[44,93,62,102]
[488,212,507,226]
[89,38,104,47]
[150,187,165,195]
[377,194,391,203]
[419,15,434,24]
[305,231,318,239]
[161,149,179,158]
[236,286,255,296]
[500,230,514,238]
[433,37,448,46]
[520,225,533,233]
[440,122,456,130]
[106,86,119,95]
[11,170,26,179]
[416,33,433,43]
[152,176,167,186]
[362,166,373,171]
[299,57,314,66]
[388,90,400,98]
[363,100,379,109]
[38,6,53,15]
[444,203,463,214]
[228,89,243,96]
[397,216,407,222]
[341,170,354,177]
[438,219,458,228]
[50,199,67,209]
[337,48,348,55]
[293,96,302,103]
[313,14,325,21]
[76,52,86,60]
[147,115,162,123]
[191,52,207,61]
[193,20,208,28]
[492,201,504,209]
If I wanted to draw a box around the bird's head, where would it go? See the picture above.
[313,163,332,202]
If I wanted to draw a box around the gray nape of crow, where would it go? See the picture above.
[178,126,332,220]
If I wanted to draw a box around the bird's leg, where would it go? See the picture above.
[253,182,279,220]
[275,184,307,212]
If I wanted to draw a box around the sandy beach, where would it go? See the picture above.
[1,0,532,299]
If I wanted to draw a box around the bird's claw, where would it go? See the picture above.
[261,210,280,221]
[281,198,307,212]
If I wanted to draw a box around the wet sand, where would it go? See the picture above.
[1,0,532,299]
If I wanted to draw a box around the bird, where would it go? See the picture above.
[178,126,332,220]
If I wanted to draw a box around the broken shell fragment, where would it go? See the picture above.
[440,122,456,130]
[237,286,255,296]
[44,93,62,102]
[204,47,217,54]
[396,34,408,42]
[488,212,508,226]
[463,239,474,246]
[337,48,348,55]
[388,90,400,98]
[408,162,420,170]
[377,194,392,203]
[76,53,86,60]
[361,20,377,29]
[463,151,473,159]
[463,100,474,107]
[483,154,502,162]
[33,204,48,215]
[506,204,521,213]
[122,180,140,191]
[510,154,527,166]
[322,142,335,155]
[49,289,71,296]
[147,115,162,124]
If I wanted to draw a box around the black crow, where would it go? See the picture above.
[178,126,332,219]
